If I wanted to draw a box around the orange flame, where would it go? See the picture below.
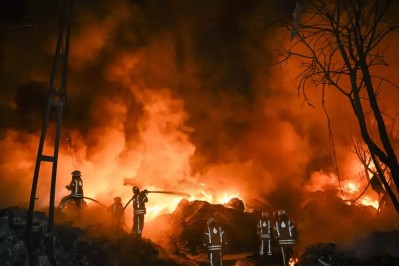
[307,165,380,210]
[219,192,240,204]
[289,257,299,266]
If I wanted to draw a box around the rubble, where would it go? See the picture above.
[298,242,340,266]
[0,207,30,266]
[149,199,399,266]
[1,202,398,266]
[224,197,245,211]
[149,199,259,255]
[295,240,399,266]
[0,206,183,266]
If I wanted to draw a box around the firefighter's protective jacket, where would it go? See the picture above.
[109,202,124,218]
[273,217,297,246]
[66,177,83,197]
[257,217,272,239]
[203,218,228,252]
[133,191,148,215]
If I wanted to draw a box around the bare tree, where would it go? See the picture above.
[275,0,398,211]
[350,138,397,213]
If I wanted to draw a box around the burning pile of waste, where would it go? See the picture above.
[147,198,258,256]
[147,197,398,266]
[1,199,398,266]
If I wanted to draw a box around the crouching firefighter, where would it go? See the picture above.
[131,186,148,238]
[273,210,297,266]
[203,218,228,266]
[58,170,84,211]
[257,211,273,257]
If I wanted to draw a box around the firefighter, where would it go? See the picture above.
[272,210,297,266]
[131,186,148,238]
[58,170,84,211]
[108,196,125,231]
[271,210,280,255]
[203,217,228,266]
[257,211,273,257]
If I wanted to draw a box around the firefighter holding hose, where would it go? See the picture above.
[121,185,190,239]
[58,170,84,211]
[131,186,148,238]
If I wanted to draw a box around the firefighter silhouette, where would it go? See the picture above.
[131,186,148,238]
[257,211,273,256]
[203,218,228,266]
[108,196,125,231]
[272,209,297,266]
[58,170,84,211]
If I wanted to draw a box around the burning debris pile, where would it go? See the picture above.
[148,198,258,255]
[0,200,398,266]
[148,198,398,266]
[0,206,181,266]
[223,197,245,212]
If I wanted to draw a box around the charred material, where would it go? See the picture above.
[1,203,398,266]
[1,207,47,265]
[1,206,182,266]
[298,243,340,266]
[150,198,259,255]
[297,241,399,266]
[224,197,245,211]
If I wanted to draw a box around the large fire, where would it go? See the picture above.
[0,2,397,260]
[0,82,383,227]
[305,154,381,210]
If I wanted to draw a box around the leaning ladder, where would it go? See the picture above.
[25,1,74,265]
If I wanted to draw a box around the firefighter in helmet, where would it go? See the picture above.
[58,170,84,211]
[257,211,273,257]
[108,196,125,231]
[131,186,148,238]
[272,210,297,266]
[203,217,228,266]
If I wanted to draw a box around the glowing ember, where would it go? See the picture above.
[359,196,379,209]
[307,169,380,210]
[124,188,242,223]
[289,257,299,266]
[219,192,240,204]
[343,181,359,194]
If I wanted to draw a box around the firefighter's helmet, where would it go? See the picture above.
[277,209,286,216]
[207,217,216,226]
[71,170,81,177]
[132,186,140,194]
[114,197,121,203]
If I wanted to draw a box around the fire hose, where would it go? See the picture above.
[121,190,190,211]
[145,190,191,197]
[83,196,108,209]
[58,196,108,211]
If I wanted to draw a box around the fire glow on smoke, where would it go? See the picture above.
[0,0,397,250]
